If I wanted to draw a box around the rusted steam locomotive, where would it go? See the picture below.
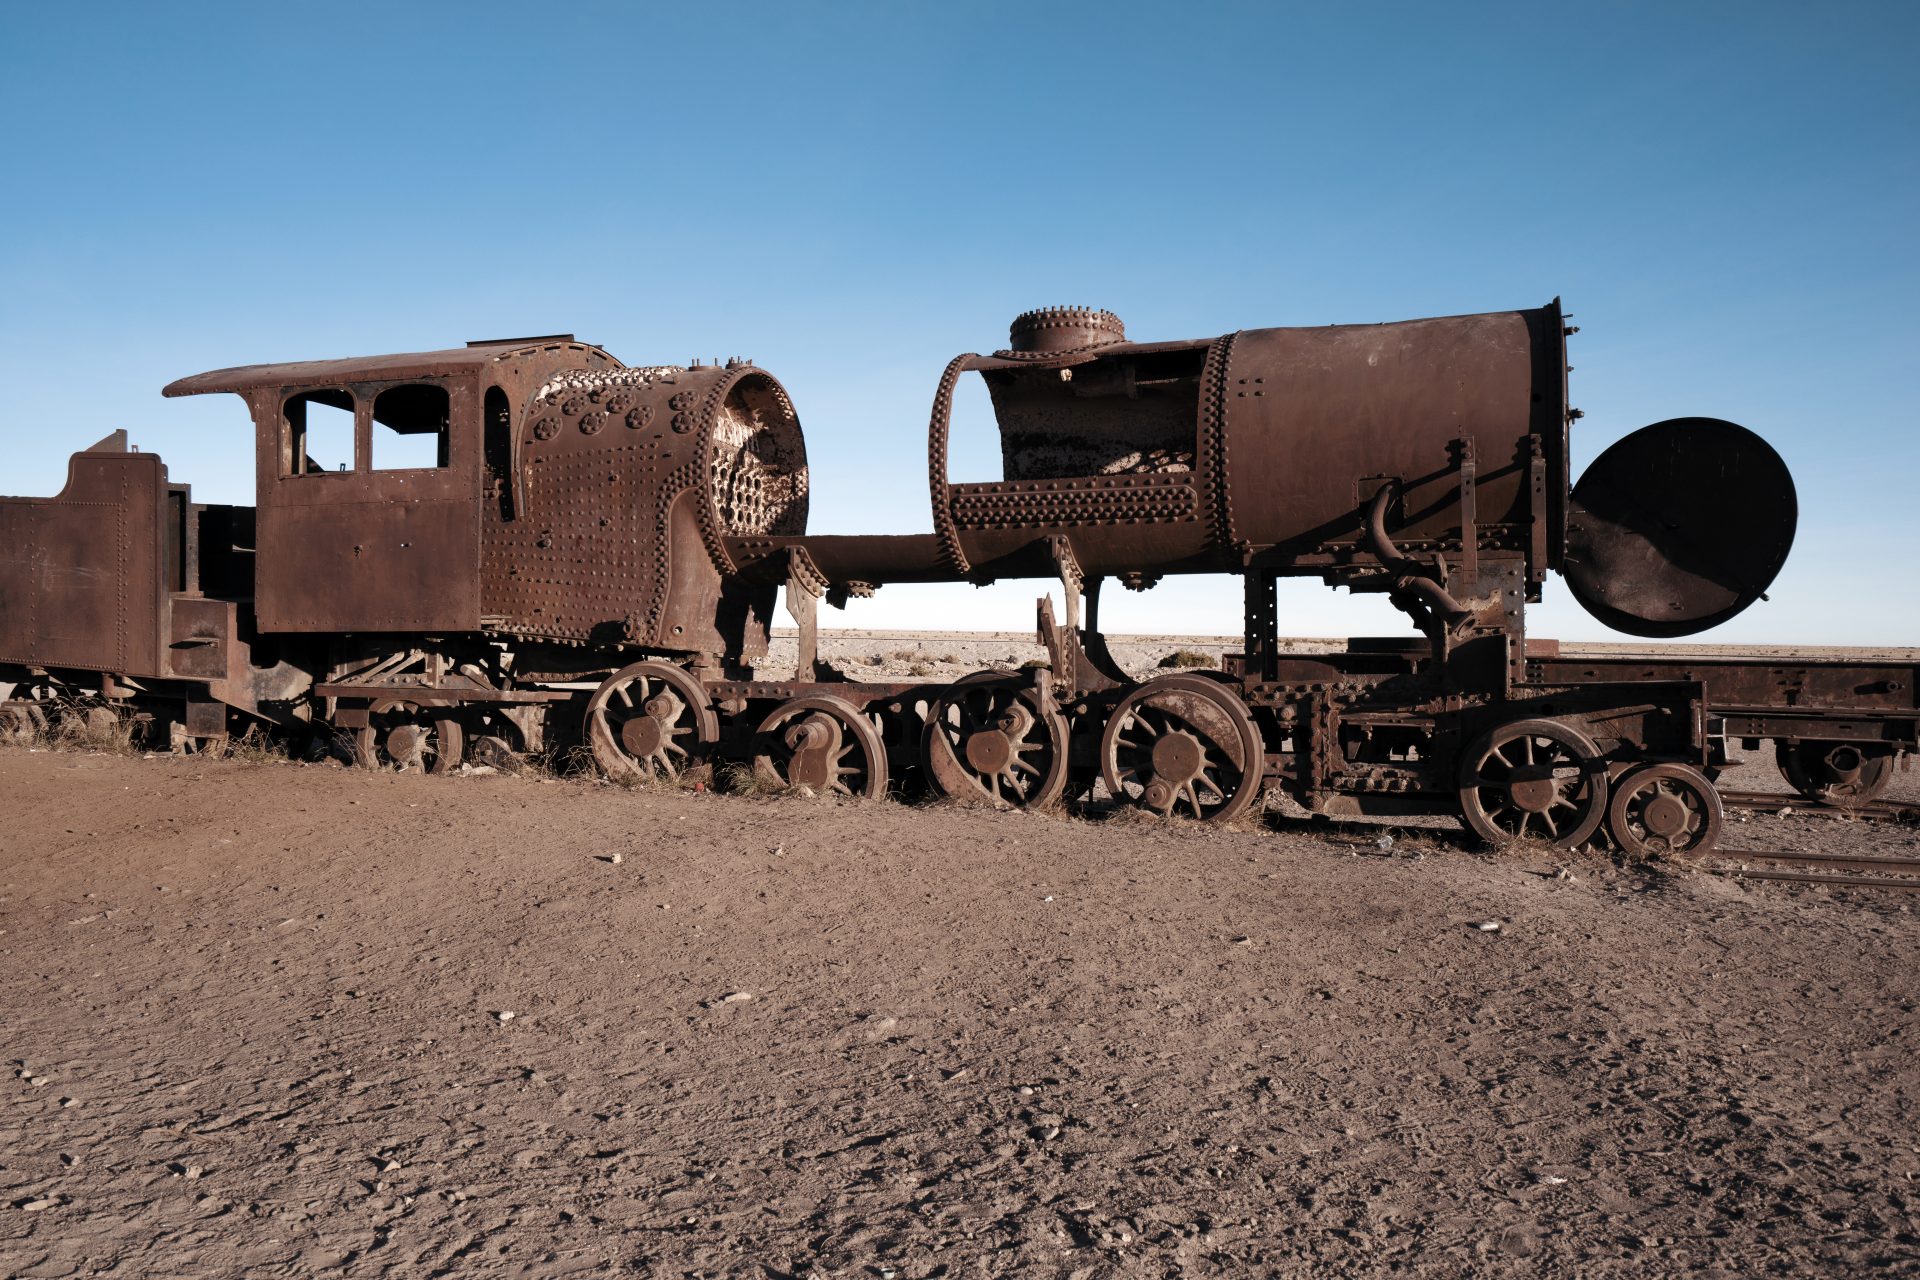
[2,303,1912,858]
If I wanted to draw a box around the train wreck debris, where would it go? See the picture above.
[0,305,1909,862]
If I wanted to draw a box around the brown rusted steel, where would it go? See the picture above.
[0,302,1910,856]
[0,431,168,677]
[1692,849,1920,892]
[1564,418,1796,637]
[1717,791,1920,824]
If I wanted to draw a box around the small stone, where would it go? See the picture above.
[1017,1086,1035,1096]
[720,991,753,1004]
[1376,833,1395,850]
[939,1067,969,1083]
[60,1097,78,1108]
[1474,921,1502,933]
[1535,1173,1568,1186]
[495,1011,516,1023]
[1042,895,1054,902]
[18,1197,58,1211]
[607,853,623,864]
[770,845,784,857]
[1231,935,1252,946]
[378,1158,402,1173]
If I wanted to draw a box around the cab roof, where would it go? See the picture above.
[162,336,617,398]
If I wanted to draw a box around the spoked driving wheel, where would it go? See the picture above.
[922,674,1069,809]
[1458,718,1608,849]
[355,700,464,775]
[753,695,887,799]
[1775,739,1894,809]
[1607,763,1723,859]
[1099,675,1264,822]
[585,661,718,782]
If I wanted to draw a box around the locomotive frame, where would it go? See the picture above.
[1,306,1911,860]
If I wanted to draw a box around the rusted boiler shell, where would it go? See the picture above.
[952,304,1568,578]
[749,304,1570,590]
[485,361,807,655]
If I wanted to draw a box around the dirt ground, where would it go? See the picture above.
[5,731,1920,1278]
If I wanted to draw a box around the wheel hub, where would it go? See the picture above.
[965,729,1013,774]
[1150,731,1205,785]
[1507,770,1561,813]
[385,724,426,765]
[1641,792,1690,838]
[1823,744,1863,782]
[788,746,832,789]
[621,715,665,758]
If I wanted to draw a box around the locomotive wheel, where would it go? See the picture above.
[1099,674,1264,822]
[355,700,463,775]
[1774,739,1894,809]
[585,661,718,782]
[1458,718,1608,849]
[752,695,887,799]
[1607,763,1723,860]
[922,674,1068,809]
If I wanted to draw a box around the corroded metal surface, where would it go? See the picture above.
[0,303,1909,858]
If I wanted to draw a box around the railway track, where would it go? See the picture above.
[1692,789,1920,890]
[1686,848,1920,892]
[1717,789,1920,824]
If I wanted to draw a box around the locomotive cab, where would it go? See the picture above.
[164,337,623,636]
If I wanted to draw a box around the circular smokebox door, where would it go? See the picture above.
[1563,417,1796,638]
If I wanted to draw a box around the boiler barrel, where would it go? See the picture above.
[928,302,1571,584]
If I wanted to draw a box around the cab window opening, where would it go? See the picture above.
[284,390,355,474]
[372,383,452,470]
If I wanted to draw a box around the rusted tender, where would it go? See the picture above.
[0,307,1909,860]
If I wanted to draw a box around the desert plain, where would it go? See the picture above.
[4,634,1920,1279]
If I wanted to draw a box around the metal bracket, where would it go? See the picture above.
[1526,435,1548,587]
[1451,436,1478,588]
[786,546,829,682]
[1048,535,1084,632]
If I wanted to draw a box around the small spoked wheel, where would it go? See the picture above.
[355,700,463,775]
[1099,674,1264,822]
[753,695,887,799]
[585,661,718,782]
[1775,739,1893,809]
[922,675,1068,809]
[1607,762,1723,859]
[1458,718,1608,849]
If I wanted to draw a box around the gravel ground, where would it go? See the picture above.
[3,722,1919,1277]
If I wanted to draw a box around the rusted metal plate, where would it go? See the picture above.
[260,495,478,633]
[160,337,614,399]
[0,443,166,676]
[1564,418,1795,637]
[167,597,234,681]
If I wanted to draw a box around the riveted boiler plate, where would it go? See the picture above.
[1564,417,1796,638]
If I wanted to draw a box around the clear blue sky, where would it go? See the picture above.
[3,2,1914,643]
